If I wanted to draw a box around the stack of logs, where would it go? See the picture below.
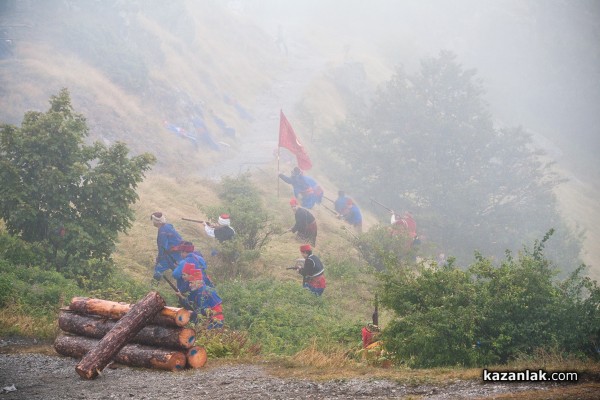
[54,292,207,379]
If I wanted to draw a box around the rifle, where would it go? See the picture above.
[181,217,205,224]
[322,195,335,204]
[161,252,193,307]
[319,202,338,216]
[162,275,194,310]
[340,225,359,240]
[370,198,393,213]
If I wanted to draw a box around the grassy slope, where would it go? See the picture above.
[116,168,381,325]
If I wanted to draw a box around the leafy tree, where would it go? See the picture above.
[0,88,155,277]
[321,51,581,269]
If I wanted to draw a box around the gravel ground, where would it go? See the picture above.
[0,352,551,400]
[0,337,554,400]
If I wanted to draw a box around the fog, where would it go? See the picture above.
[1,0,599,272]
[241,0,599,180]
[2,0,597,177]
[233,0,599,272]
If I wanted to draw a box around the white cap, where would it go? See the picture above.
[218,214,230,226]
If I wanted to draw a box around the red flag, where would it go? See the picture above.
[278,110,312,170]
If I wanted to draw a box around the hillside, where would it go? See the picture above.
[114,170,381,327]
[1,0,598,279]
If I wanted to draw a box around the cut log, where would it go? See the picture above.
[58,311,196,349]
[75,291,166,380]
[69,297,191,327]
[186,346,208,368]
[55,335,186,372]
[157,305,192,327]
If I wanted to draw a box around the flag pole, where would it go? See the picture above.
[277,109,281,198]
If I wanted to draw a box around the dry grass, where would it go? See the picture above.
[0,306,58,340]
[114,173,222,280]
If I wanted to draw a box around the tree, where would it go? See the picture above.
[0,88,155,275]
[322,51,581,268]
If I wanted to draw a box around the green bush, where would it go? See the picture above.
[0,261,80,315]
[202,173,282,253]
[0,233,46,267]
[0,265,16,307]
[0,89,155,272]
[86,269,149,304]
[61,257,116,289]
[379,232,600,367]
[354,225,417,271]
[381,263,481,367]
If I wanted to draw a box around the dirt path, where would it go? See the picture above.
[10,339,600,400]
[0,351,555,400]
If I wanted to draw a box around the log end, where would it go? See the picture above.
[175,308,192,326]
[150,351,187,372]
[75,364,99,380]
[186,346,207,368]
[179,328,196,349]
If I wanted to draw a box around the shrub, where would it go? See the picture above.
[0,261,80,316]
[0,232,46,267]
[324,257,361,280]
[0,89,155,275]
[194,327,261,358]
[354,225,417,271]
[379,231,600,367]
[380,263,481,367]
[201,173,282,253]
[0,264,16,307]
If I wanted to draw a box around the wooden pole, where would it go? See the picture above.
[68,297,191,327]
[75,291,166,380]
[186,346,208,368]
[55,335,186,372]
[58,311,196,350]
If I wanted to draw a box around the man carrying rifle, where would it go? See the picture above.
[334,190,349,214]
[371,199,419,249]
[171,241,209,292]
[184,266,224,329]
[390,210,418,245]
[292,244,326,296]
[151,211,183,282]
[337,198,363,233]
[203,213,235,243]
